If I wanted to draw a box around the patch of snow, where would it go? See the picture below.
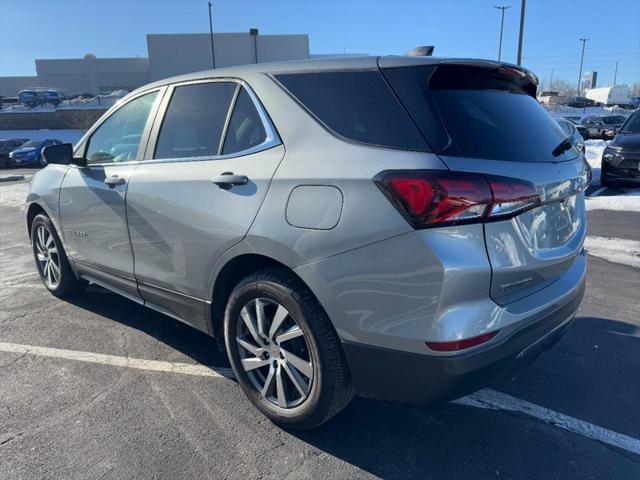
[0,129,85,146]
[0,182,29,208]
[585,191,640,212]
[585,139,608,185]
[584,236,640,269]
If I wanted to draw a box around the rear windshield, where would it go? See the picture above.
[275,70,429,151]
[383,65,578,163]
[620,112,640,133]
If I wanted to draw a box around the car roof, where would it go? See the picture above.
[140,55,538,92]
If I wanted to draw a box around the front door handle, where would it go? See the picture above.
[104,175,126,188]
[211,172,249,189]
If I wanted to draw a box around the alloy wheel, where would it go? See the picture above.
[236,298,313,409]
[34,225,61,288]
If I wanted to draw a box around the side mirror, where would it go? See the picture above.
[42,143,86,166]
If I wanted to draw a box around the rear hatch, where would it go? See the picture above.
[381,60,589,304]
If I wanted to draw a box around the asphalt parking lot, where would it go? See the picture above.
[1,177,639,479]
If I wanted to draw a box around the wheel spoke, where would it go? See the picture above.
[282,360,309,397]
[49,260,60,282]
[37,227,45,248]
[37,253,46,262]
[276,326,303,344]
[241,357,270,371]
[255,299,267,341]
[261,364,276,397]
[240,307,264,347]
[45,234,54,248]
[275,364,287,408]
[268,305,289,340]
[282,349,312,379]
[48,246,58,256]
[236,336,264,357]
[46,261,53,285]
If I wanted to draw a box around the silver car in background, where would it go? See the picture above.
[26,56,588,429]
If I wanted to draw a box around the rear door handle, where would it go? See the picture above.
[211,172,249,189]
[104,175,126,188]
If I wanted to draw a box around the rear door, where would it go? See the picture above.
[382,62,589,305]
[125,79,283,328]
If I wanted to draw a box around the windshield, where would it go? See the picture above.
[20,140,43,148]
[602,115,626,125]
[620,112,640,133]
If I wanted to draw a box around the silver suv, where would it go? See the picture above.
[27,56,588,429]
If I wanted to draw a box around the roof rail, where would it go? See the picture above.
[405,46,435,57]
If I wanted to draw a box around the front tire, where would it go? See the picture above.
[31,213,87,297]
[224,268,353,430]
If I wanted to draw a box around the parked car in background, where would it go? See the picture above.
[26,56,588,429]
[9,139,62,167]
[18,89,39,108]
[565,96,596,108]
[581,114,627,139]
[601,110,640,187]
[538,90,566,106]
[556,118,585,154]
[0,138,29,168]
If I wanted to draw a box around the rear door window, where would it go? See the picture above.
[384,64,578,163]
[154,82,236,159]
[275,70,429,151]
[222,87,267,155]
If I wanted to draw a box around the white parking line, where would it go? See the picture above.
[456,389,640,456]
[589,187,606,197]
[2,341,639,456]
[0,342,233,378]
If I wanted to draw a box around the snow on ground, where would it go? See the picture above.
[0,129,85,145]
[584,236,640,269]
[0,182,29,208]
[585,139,607,185]
[547,105,633,120]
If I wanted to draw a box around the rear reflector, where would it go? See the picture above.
[375,170,540,228]
[426,330,499,352]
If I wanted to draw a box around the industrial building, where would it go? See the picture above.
[0,31,314,97]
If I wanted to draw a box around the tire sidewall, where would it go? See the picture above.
[225,276,332,427]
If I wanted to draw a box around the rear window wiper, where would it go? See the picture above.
[552,138,573,157]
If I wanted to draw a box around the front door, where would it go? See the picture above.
[59,90,161,302]
[125,81,283,329]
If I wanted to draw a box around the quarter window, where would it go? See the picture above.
[85,91,158,165]
[222,87,267,155]
[154,82,236,159]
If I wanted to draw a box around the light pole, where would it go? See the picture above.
[549,68,554,90]
[577,38,588,94]
[494,6,511,61]
[208,1,216,69]
[516,0,526,66]
[613,60,619,85]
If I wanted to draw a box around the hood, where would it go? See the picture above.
[12,147,38,154]
[610,133,640,151]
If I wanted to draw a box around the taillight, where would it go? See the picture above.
[426,330,499,352]
[375,170,540,228]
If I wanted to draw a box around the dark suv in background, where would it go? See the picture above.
[601,110,640,186]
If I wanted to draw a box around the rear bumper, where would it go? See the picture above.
[342,275,585,406]
[603,164,640,184]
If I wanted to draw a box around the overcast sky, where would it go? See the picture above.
[1,0,639,86]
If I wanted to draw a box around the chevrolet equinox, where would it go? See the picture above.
[27,55,588,429]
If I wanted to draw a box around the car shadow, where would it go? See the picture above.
[66,284,231,372]
[63,289,640,479]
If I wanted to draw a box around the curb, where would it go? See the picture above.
[0,175,25,183]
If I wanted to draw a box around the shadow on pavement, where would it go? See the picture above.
[62,289,640,479]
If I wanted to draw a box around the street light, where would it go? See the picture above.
[208,1,216,69]
[577,38,588,94]
[516,0,526,66]
[494,6,511,62]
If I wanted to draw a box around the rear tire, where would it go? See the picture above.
[30,213,87,297]
[224,267,353,430]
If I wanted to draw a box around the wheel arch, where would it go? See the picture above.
[208,252,327,350]
[26,202,48,239]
